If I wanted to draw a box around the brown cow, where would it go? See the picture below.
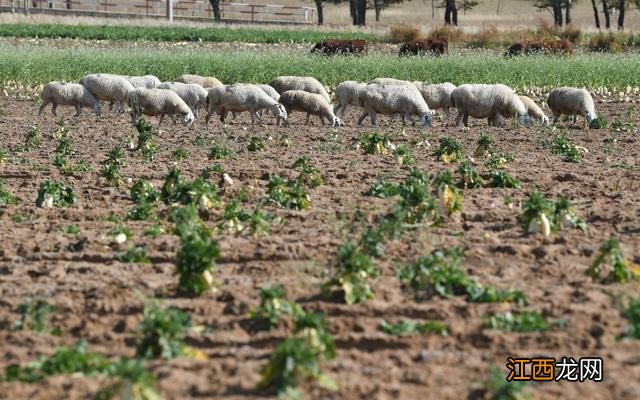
[505,39,572,56]
[311,39,368,56]
[399,38,448,56]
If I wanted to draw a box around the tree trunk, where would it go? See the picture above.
[357,0,366,25]
[374,0,382,22]
[591,0,601,28]
[314,0,324,25]
[350,0,357,25]
[445,0,457,26]
[602,0,610,29]
[565,0,571,25]
[552,1,563,26]
[617,0,625,30]
[208,0,221,21]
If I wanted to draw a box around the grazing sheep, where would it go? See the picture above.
[412,82,457,118]
[368,77,413,87]
[158,81,208,117]
[519,95,550,125]
[311,39,368,56]
[79,73,135,113]
[205,84,287,126]
[505,39,572,57]
[126,75,161,89]
[333,80,366,116]
[356,83,434,127]
[39,81,101,117]
[269,76,331,103]
[547,87,597,125]
[450,84,531,127]
[277,90,340,127]
[176,74,223,88]
[128,88,194,126]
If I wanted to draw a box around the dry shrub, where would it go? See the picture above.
[388,23,421,44]
[589,32,627,53]
[466,25,503,49]
[428,25,465,43]
[535,21,582,44]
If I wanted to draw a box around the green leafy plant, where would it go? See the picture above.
[249,285,301,329]
[520,188,554,236]
[35,180,76,208]
[208,142,233,160]
[136,301,192,359]
[65,224,80,235]
[358,132,391,155]
[135,118,157,163]
[218,200,250,234]
[588,237,638,283]
[266,175,311,210]
[4,341,110,382]
[367,175,398,198]
[14,298,57,334]
[433,172,462,216]
[171,147,189,160]
[379,320,448,336]
[553,197,586,231]
[456,160,483,188]
[101,162,124,187]
[257,312,337,398]
[247,206,276,236]
[95,358,161,400]
[143,224,166,238]
[24,125,41,151]
[130,180,159,204]
[115,246,150,264]
[434,137,464,163]
[393,144,416,165]
[484,152,514,170]
[474,132,493,158]
[484,311,549,332]
[0,178,19,205]
[590,116,609,129]
[248,136,265,152]
[552,132,583,162]
[126,201,157,222]
[485,367,531,400]
[161,167,219,208]
[622,297,640,340]
[489,170,521,188]
[173,205,220,296]
[296,164,323,189]
[394,169,439,224]
[323,242,379,305]
[105,145,126,166]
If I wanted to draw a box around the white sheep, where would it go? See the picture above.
[547,87,597,126]
[368,77,413,86]
[175,74,223,88]
[79,73,135,113]
[519,95,550,125]
[277,90,341,127]
[205,84,287,126]
[128,88,194,126]
[126,75,161,89]
[269,76,331,103]
[39,81,101,117]
[158,81,208,117]
[356,83,434,127]
[333,80,366,116]
[450,84,531,127]
[412,82,457,118]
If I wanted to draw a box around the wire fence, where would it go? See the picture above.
[0,0,317,24]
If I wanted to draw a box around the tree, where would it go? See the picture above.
[208,0,221,21]
[350,0,367,25]
[444,0,458,26]
[564,0,572,24]
[530,1,564,26]
[591,0,601,28]
[602,0,610,29]
[617,0,626,29]
[369,0,405,22]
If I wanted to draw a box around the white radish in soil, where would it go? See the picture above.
[528,214,551,236]
[114,233,127,244]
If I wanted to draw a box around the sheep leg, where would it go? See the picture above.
[205,112,213,126]
[253,110,264,124]
[52,104,58,117]
[444,108,450,119]
[333,103,341,115]
[463,114,469,127]
[454,111,463,127]
[305,113,311,125]
[74,104,82,117]
[370,112,377,126]
[319,115,325,125]
[552,112,560,124]
[357,111,368,126]
[159,115,165,125]
[38,101,49,116]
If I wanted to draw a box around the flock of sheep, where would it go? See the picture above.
[38,73,599,129]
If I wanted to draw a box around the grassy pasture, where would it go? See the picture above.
[1,45,640,89]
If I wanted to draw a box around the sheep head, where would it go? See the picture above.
[273,104,288,121]
[420,113,433,128]
[182,111,195,127]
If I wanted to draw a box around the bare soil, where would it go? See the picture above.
[0,97,639,399]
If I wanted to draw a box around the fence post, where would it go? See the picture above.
[167,0,173,21]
